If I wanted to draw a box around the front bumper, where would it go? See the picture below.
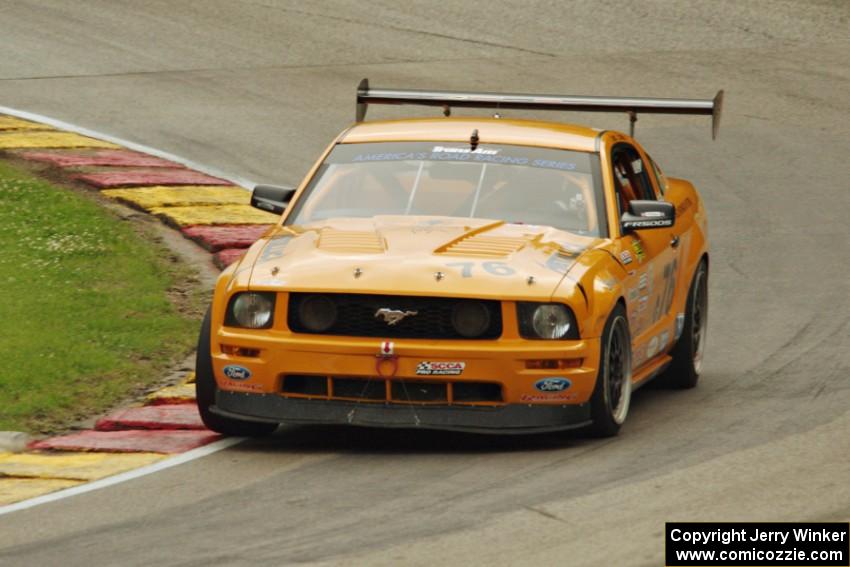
[213,328,602,405]
[213,390,592,434]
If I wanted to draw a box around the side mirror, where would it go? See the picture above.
[250,184,296,215]
[621,200,675,231]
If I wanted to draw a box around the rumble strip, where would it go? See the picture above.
[0,110,275,510]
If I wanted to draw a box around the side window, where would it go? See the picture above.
[648,156,668,196]
[612,144,654,215]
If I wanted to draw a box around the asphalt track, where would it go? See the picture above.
[1,2,848,565]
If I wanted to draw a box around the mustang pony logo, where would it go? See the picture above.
[374,308,418,325]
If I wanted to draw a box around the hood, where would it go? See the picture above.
[245,216,601,301]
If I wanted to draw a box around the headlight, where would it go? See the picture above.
[297,295,337,332]
[227,292,275,329]
[451,301,492,338]
[518,303,579,340]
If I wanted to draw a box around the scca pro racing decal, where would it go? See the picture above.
[416,361,465,376]
[534,377,572,392]
[223,365,252,380]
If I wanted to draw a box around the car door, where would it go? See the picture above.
[645,152,698,354]
[610,143,678,369]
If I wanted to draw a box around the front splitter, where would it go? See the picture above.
[213,391,592,435]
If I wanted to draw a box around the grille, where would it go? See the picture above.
[452,381,503,402]
[288,293,502,339]
[391,380,448,402]
[333,377,385,400]
[281,375,503,404]
[282,375,327,396]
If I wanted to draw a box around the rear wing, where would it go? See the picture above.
[355,78,724,139]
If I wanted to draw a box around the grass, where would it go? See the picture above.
[0,160,202,434]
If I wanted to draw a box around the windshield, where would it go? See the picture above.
[287,142,605,236]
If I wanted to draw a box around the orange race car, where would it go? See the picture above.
[195,80,722,437]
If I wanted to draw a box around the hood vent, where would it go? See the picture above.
[317,229,385,254]
[436,234,528,258]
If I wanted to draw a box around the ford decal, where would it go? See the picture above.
[534,377,571,393]
[223,365,252,381]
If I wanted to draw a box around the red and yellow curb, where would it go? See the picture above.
[0,370,201,505]
[147,376,197,406]
[0,116,51,131]
[102,185,250,208]
[19,148,178,168]
[3,117,277,267]
[0,131,120,149]
[0,114,274,506]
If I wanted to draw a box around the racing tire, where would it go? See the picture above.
[588,304,632,437]
[656,259,708,389]
[195,307,278,437]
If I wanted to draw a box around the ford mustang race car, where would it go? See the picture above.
[196,80,721,436]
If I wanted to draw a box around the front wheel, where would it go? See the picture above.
[588,304,632,437]
[195,307,278,437]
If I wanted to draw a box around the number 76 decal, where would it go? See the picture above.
[446,261,516,277]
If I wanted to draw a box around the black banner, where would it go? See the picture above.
[666,522,849,566]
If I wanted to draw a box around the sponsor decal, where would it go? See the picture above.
[223,365,252,380]
[675,313,686,339]
[632,240,646,262]
[620,250,633,265]
[646,336,660,359]
[416,361,465,376]
[676,198,693,215]
[598,276,617,290]
[534,377,572,392]
[432,147,529,165]
[520,393,577,402]
[531,159,577,171]
[638,272,649,290]
[659,258,678,316]
[555,241,587,255]
[259,236,292,263]
[653,296,662,322]
[446,261,516,278]
[412,219,450,233]
[623,219,672,229]
[223,380,264,392]
[353,152,428,162]
[337,143,591,171]
[432,145,499,155]
[659,330,671,350]
[545,250,576,274]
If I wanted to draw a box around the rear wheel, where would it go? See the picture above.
[589,304,632,437]
[657,259,708,389]
[196,307,278,436]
